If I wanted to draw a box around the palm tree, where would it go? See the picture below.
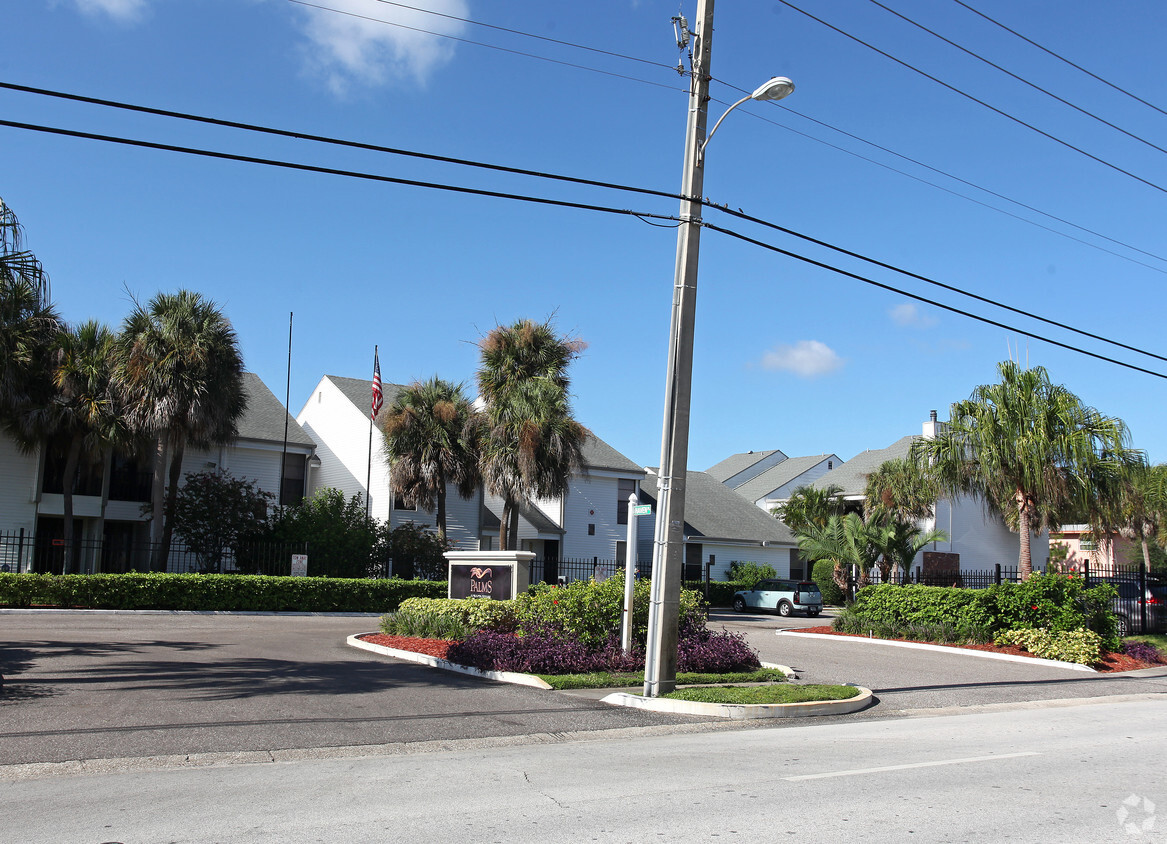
[44,321,126,569]
[382,376,480,545]
[911,360,1141,578]
[1,197,50,304]
[1106,460,1167,573]
[113,291,246,568]
[863,457,941,521]
[773,484,844,533]
[475,318,587,551]
[796,512,880,596]
[867,513,948,583]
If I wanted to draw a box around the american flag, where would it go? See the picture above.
[371,349,383,420]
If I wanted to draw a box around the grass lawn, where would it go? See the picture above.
[535,668,790,690]
[662,684,861,705]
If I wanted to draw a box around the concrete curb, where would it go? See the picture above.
[600,686,874,720]
[346,634,554,689]
[777,630,1097,673]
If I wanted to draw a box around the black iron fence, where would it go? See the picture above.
[529,556,652,585]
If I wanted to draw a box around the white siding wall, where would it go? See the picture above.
[925,496,1050,572]
[767,457,840,503]
[0,438,40,533]
[562,472,643,561]
[297,377,391,519]
[699,544,793,581]
[722,451,788,488]
[440,489,482,550]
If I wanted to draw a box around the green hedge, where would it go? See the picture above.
[836,574,1120,650]
[686,581,745,608]
[0,572,445,613]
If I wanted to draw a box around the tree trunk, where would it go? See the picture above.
[1016,488,1032,579]
[157,437,185,571]
[435,482,447,546]
[1142,538,1152,571]
[509,505,520,555]
[499,497,512,551]
[60,434,83,574]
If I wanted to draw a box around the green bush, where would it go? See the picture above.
[514,575,707,649]
[725,562,776,585]
[834,575,1120,651]
[0,572,444,612]
[380,607,472,640]
[686,580,742,608]
[995,627,1103,666]
[391,596,517,633]
[812,560,845,606]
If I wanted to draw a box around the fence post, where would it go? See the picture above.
[994,563,1001,585]
[1083,558,1090,587]
[18,528,26,574]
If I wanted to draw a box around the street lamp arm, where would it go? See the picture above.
[699,95,753,162]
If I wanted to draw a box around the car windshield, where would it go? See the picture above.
[799,582,820,593]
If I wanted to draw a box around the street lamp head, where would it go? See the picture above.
[750,76,795,102]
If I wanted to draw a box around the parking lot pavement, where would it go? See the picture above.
[0,611,708,768]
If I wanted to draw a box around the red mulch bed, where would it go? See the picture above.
[359,633,455,660]
[786,626,1160,673]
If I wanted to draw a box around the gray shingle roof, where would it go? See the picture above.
[326,374,641,476]
[237,373,316,447]
[732,454,838,503]
[705,450,783,483]
[811,435,918,497]
[640,468,795,545]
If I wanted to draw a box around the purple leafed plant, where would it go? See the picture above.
[1121,640,1165,664]
[676,626,761,674]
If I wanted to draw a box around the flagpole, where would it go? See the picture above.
[367,346,382,518]
[279,311,292,507]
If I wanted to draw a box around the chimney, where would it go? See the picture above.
[923,409,940,439]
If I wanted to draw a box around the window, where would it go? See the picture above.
[279,453,306,506]
[394,493,415,511]
[617,479,638,525]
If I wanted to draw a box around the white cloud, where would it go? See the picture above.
[73,0,148,22]
[294,0,469,94]
[889,302,938,328]
[760,340,843,378]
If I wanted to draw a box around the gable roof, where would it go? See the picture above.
[705,450,784,484]
[640,468,795,545]
[238,373,316,447]
[325,374,642,476]
[811,435,918,498]
[733,454,838,503]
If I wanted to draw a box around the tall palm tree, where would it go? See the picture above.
[1,197,50,304]
[113,291,246,568]
[0,275,59,428]
[43,321,126,569]
[1106,460,1167,572]
[382,376,480,545]
[476,318,587,551]
[911,360,1141,578]
[866,513,948,583]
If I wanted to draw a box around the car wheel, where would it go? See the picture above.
[732,596,746,613]
[777,601,793,617]
[1116,614,1130,638]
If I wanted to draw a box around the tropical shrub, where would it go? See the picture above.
[676,624,761,673]
[386,522,449,581]
[446,631,643,675]
[171,470,274,573]
[726,561,776,585]
[994,628,1104,666]
[390,596,517,634]
[380,607,473,640]
[1121,640,1164,664]
[257,489,389,578]
[812,559,845,606]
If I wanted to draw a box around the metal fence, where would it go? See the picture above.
[529,556,651,586]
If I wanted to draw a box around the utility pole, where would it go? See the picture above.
[643,0,715,698]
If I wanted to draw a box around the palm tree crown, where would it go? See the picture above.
[382,376,479,544]
[476,318,588,550]
[911,360,1141,577]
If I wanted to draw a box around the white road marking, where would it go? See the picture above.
[784,752,1041,781]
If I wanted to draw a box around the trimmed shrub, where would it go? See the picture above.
[514,575,706,649]
[0,572,444,612]
[379,608,472,640]
[390,596,517,634]
[812,559,845,606]
[687,580,743,608]
[726,562,776,585]
[994,627,1104,666]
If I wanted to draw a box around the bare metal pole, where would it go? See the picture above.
[644,0,714,698]
[280,311,292,507]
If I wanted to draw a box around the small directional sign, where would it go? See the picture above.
[633,504,653,517]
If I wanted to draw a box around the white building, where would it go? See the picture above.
[0,372,316,573]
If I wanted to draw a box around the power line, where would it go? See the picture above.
[2,115,1163,382]
[285,0,686,94]
[710,81,1167,272]
[701,220,1167,381]
[775,0,1167,197]
[6,80,1167,363]
[870,0,1167,158]
[950,0,1167,120]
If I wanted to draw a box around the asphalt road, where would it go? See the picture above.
[4,696,1165,843]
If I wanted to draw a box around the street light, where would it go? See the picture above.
[642,0,795,698]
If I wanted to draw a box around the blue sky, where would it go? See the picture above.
[4,0,1166,471]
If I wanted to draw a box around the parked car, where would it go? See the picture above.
[1104,578,1167,637]
[732,579,823,617]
